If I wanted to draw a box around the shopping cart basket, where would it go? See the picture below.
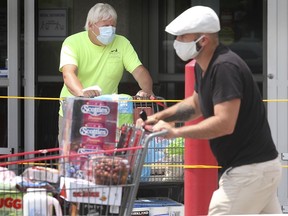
[0,148,62,216]
[133,96,167,124]
[132,96,184,183]
[0,126,167,216]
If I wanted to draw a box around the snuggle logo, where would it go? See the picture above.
[0,197,22,209]
[81,105,110,116]
[79,127,109,138]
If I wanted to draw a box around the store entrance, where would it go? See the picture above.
[0,0,21,157]
[1,0,266,162]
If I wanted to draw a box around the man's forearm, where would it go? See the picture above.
[163,103,196,122]
[133,65,154,95]
[62,73,83,96]
[154,102,197,123]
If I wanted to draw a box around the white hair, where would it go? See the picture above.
[84,3,117,30]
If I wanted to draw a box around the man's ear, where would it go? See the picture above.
[196,35,207,51]
[88,21,93,29]
[196,42,202,51]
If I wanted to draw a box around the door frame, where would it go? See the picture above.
[267,0,288,208]
[5,0,35,155]
[7,0,20,155]
[24,0,35,153]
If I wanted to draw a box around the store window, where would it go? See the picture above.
[0,1,7,69]
[159,0,264,99]
[0,0,7,149]
[220,0,263,75]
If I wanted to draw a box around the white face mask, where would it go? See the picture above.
[94,26,116,45]
[173,35,204,61]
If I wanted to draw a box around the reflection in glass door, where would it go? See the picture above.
[0,0,9,156]
[0,0,21,157]
[0,1,8,155]
[158,0,265,99]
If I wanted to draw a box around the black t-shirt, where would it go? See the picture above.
[194,44,278,174]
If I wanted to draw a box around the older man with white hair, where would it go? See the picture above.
[57,3,155,146]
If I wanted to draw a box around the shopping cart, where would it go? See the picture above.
[0,126,167,216]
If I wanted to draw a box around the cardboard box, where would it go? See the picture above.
[169,205,185,216]
[95,94,134,127]
[0,69,8,77]
[61,98,119,178]
[78,121,117,145]
[131,207,150,216]
[78,203,109,216]
[59,177,122,206]
[134,197,184,216]
[62,97,118,150]
[63,119,117,147]
[63,97,118,123]
[21,166,59,183]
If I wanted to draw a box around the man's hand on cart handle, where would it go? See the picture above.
[137,110,177,138]
[135,90,155,99]
[138,110,153,132]
[139,110,147,121]
[136,110,155,132]
[81,85,102,97]
[81,89,101,98]
[151,120,177,139]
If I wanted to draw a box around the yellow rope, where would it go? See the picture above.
[0,95,183,103]
[0,95,61,101]
[143,164,222,168]
[2,95,288,103]
[19,163,288,169]
[262,99,288,102]
[144,164,288,169]
[21,162,58,166]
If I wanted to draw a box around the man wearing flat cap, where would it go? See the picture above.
[138,5,282,215]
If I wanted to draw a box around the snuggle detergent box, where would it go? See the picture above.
[0,191,23,216]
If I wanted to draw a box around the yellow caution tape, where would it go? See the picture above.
[144,164,288,169]
[1,95,288,103]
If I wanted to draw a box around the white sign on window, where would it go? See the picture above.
[38,9,67,38]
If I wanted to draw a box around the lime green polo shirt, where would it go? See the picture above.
[58,31,142,116]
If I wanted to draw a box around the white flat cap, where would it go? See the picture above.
[165,6,220,36]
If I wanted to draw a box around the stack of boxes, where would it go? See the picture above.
[132,197,184,216]
[60,97,118,179]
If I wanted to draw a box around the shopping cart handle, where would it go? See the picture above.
[139,109,147,121]
[153,130,168,137]
[143,130,168,146]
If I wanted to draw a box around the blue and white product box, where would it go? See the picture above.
[95,94,134,127]
[0,68,8,77]
[131,208,149,216]
[133,197,184,216]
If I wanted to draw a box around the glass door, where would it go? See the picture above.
[158,0,265,99]
[0,0,8,155]
[0,0,21,157]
